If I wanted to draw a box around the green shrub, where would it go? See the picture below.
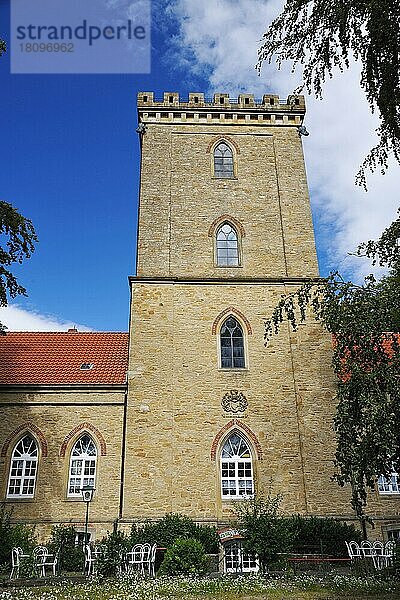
[47,525,83,573]
[0,504,37,576]
[286,514,362,557]
[95,530,128,577]
[130,513,219,554]
[235,493,293,572]
[159,538,207,575]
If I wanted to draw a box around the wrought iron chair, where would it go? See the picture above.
[345,540,362,561]
[149,543,157,577]
[33,546,48,577]
[126,544,144,574]
[141,543,152,576]
[10,547,24,579]
[384,540,396,567]
[84,544,97,576]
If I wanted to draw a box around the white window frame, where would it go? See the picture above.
[377,470,400,495]
[7,434,38,499]
[220,433,254,499]
[67,434,97,498]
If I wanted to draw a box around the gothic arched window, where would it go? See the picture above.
[214,141,234,178]
[68,434,97,497]
[7,434,38,498]
[220,316,245,368]
[221,433,253,498]
[216,223,239,266]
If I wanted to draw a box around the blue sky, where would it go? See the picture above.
[1,0,399,332]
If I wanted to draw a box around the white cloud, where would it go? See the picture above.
[165,0,400,280]
[0,305,93,332]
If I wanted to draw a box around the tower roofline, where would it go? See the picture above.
[137,91,305,127]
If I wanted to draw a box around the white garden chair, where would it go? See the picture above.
[372,541,385,570]
[141,543,152,576]
[33,546,48,577]
[384,540,396,567]
[345,540,362,561]
[10,547,24,579]
[149,543,157,577]
[126,544,144,575]
[84,544,97,576]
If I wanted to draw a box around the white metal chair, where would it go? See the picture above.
[126,544,144,574]
[345,540,362,561]
[372,541,385,570]
[384,540,396,567]
[360,540,380,570]
[33,546,48,577]
[10,547,23,579]
[149,543,157,577]
[84,544,97,576]
[141,543,151,576]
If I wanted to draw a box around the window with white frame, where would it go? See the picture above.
[220,316,245,368]
[68,434,97,497]
[214,142,234,178]
[7,434,38,498]
[221,433,253,498]
[216,223,239,267]
[377,470,400,494]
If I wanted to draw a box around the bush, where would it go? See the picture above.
[130,513,219,554]
[286,514,362,558]
[235,492,293,572]
[0,504,37,576]
[47,525,83,573]
[95,530,128,577]
[159,538,207,575]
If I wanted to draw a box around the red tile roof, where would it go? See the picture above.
[0,331,128,386]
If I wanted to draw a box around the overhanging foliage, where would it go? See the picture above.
[265,210,400,533]
[258,1,400,186]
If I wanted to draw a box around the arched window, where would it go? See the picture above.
[220,316,245,368]
[216,223,239,266]
[7,434,38,498]
[68,434,97,497]
[214,141,234,178]
[221,433,253,498]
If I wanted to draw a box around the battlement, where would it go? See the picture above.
[137,92,305,127]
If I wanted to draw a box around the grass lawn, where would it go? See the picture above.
[1,574,400,600]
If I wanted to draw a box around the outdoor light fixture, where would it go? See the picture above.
[298,125,310,137]
[81,485,95,546]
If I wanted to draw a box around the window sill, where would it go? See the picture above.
[378,493,400,498]
[218,368,248,373]
[222,496,253,502]
[214,265,243,269]
[211,176,238,181]
[64,496,89,502]
[4,497,35,502]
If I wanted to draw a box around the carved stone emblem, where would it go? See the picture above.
[221,390,248,413]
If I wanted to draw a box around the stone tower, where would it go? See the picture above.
[122,91,344,525]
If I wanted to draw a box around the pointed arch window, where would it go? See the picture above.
[68,434,97,497]
[7,434,38,498]
[216,223,239,266]
[214,141,234,178]
[221,433,254,498]
[220,316,245,368]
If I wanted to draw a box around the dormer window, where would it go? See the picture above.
[80,363,94,371]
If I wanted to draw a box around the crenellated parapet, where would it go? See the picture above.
[137,91,305,127]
